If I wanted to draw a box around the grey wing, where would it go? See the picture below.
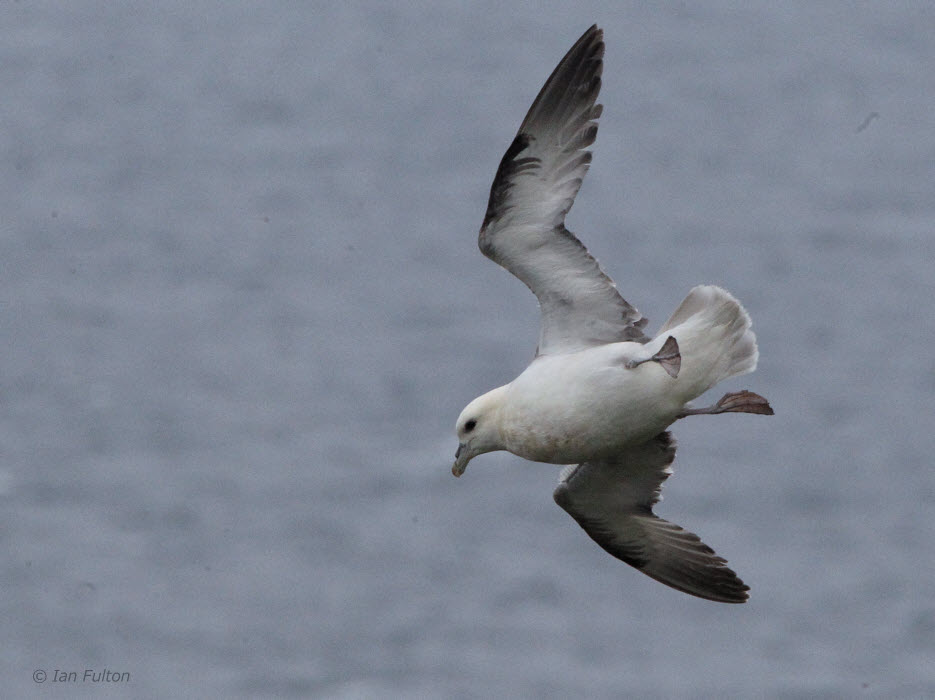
[479,25,648,355]
[553,432,750,604]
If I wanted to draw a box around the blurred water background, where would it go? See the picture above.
[2,1,934,697]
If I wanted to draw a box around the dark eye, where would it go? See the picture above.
[464,419,477,432]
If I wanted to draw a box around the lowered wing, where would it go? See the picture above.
[553,432,750,603]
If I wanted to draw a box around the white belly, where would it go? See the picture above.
[498,344,685,464]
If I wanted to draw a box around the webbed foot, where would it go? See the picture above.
[624,336,680,378]
[677,390,774,418]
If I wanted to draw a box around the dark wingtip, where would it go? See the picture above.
[481,24,606,236]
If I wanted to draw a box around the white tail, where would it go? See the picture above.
[656,285,759,400]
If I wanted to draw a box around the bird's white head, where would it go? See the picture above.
[452,386,508,477]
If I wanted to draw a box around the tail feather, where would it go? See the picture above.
[656,285,759,397]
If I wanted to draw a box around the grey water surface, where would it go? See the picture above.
[3,2,934,698]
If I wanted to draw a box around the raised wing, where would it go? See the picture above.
[479,25,648,355]
[553,432,750,603]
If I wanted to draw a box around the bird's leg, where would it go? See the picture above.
[677,390,774,418]
[624,336,681,378]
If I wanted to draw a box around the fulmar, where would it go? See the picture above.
[452,25,773,603]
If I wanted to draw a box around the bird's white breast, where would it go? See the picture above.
[498,343,685,464]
